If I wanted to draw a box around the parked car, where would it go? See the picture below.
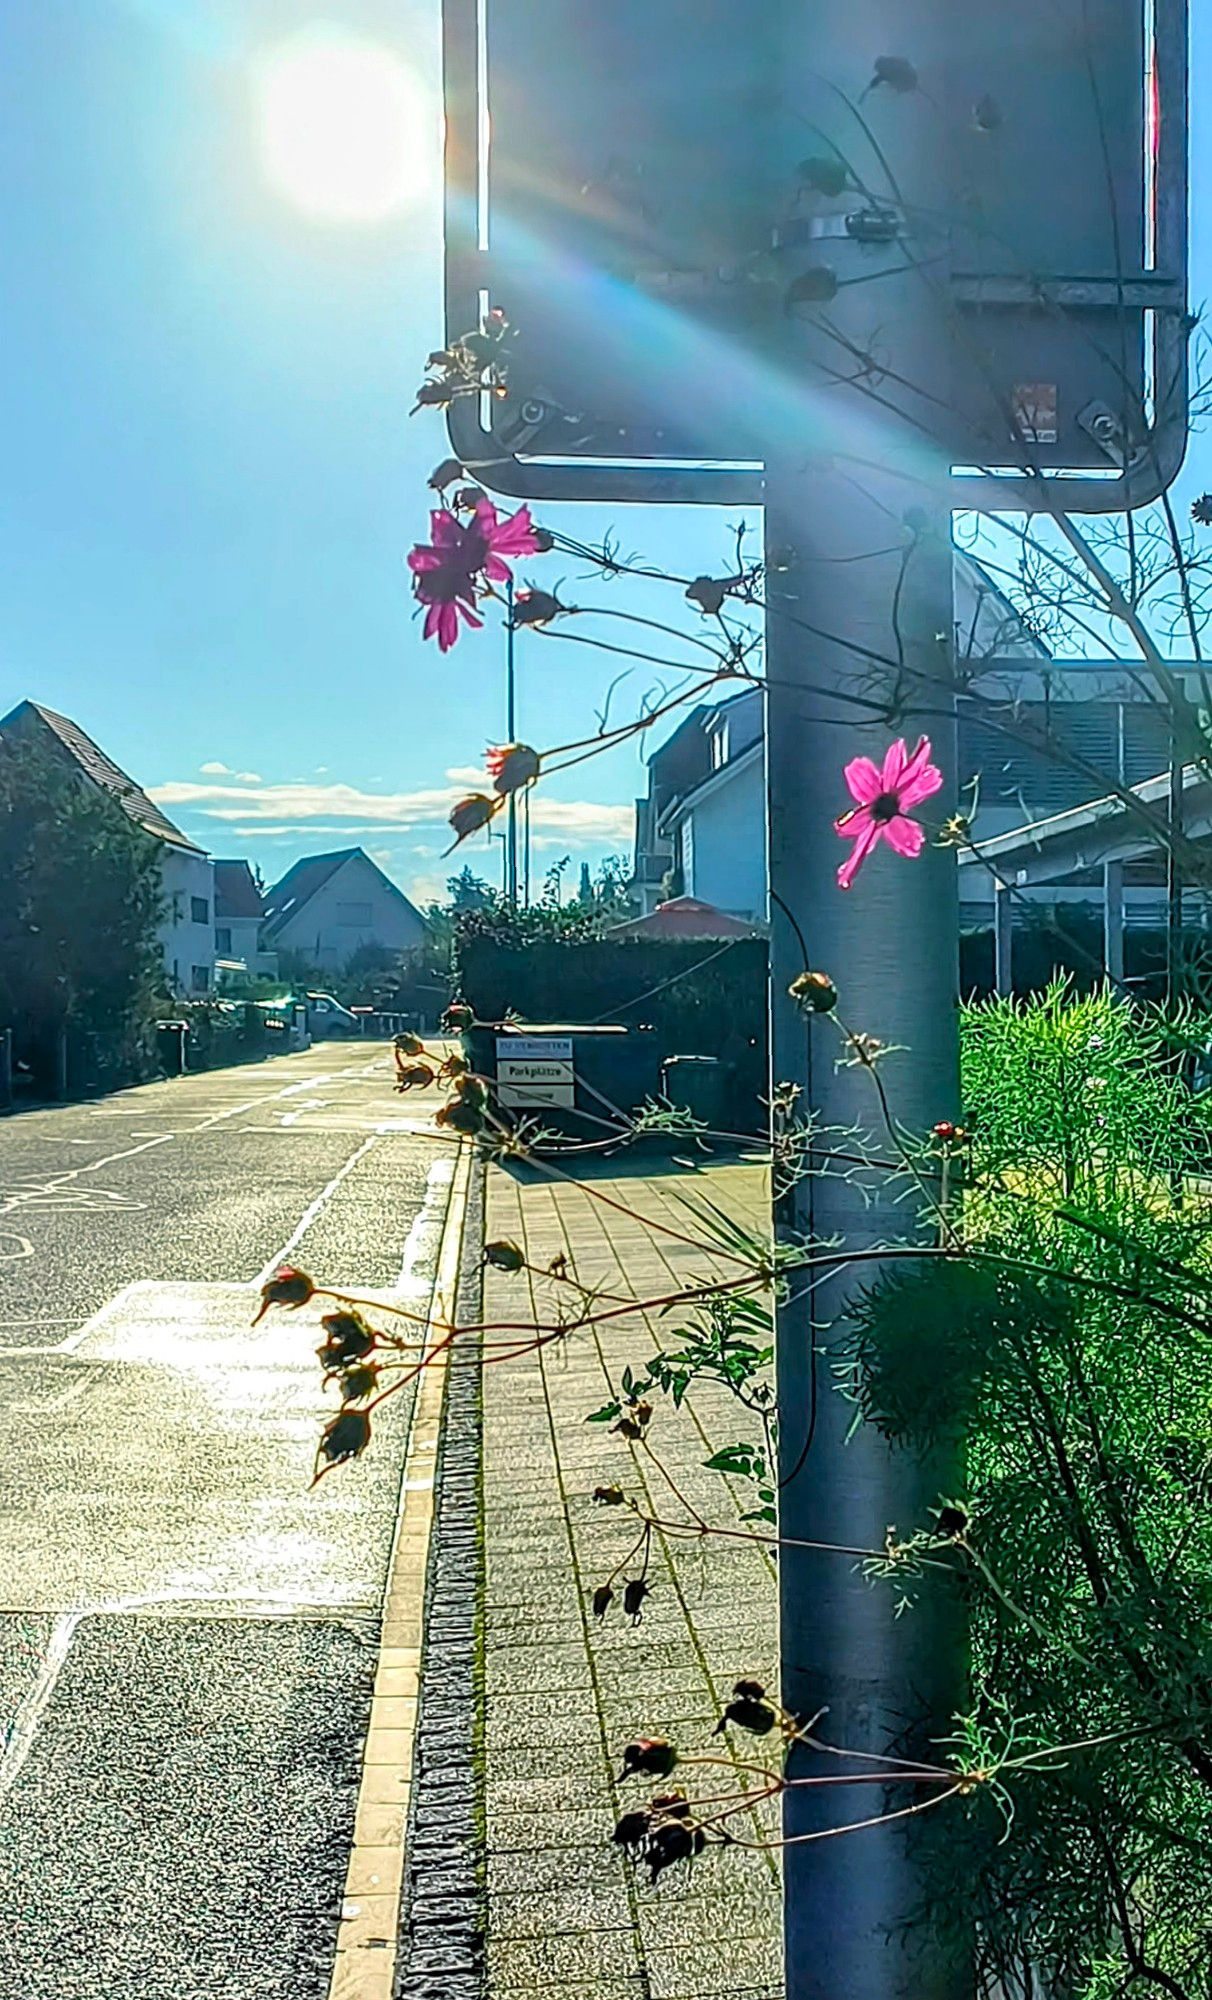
[304,991,361,1039]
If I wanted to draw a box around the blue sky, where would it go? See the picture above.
[1,1,1210,905]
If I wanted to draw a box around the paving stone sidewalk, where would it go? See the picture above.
[478,1154,783,2000]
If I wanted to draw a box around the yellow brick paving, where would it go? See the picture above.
[480,1156,783,2000]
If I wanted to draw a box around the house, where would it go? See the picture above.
[608,895,763,940]
[261,848,427,970]
[0,699,216,996]
[213,860,278,980]
[636,660,1194,951]
[631,550,1043,920]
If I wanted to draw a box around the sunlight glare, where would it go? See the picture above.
[257,27,433,223]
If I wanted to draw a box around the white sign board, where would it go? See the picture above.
[497,1036,573,1060]
[496,1037,576,1109]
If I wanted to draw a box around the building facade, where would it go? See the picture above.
[261,848,427,971]
[0,699,216,996]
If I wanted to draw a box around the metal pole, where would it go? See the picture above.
[1167,721,1183,1002]
[506,578,519,905]
[766,8,966,1995]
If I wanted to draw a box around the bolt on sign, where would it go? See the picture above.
[443,0,1188,511]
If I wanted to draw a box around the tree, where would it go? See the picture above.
[0,735,164,1077]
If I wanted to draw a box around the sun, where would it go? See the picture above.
[257,27,434,223]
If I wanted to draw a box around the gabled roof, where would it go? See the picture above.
[608,896,763,939]
[0,699,204,853]
[262,847,427,940]
[214,859,265,919]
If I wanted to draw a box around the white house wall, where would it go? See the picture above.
[159,849,217,996]
[271,854,425,969]
[683,752,766,920]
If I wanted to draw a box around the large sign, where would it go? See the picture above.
[443,0,1188,511]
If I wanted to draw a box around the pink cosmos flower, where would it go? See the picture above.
[834,736,943,891]
[408,501,541,652]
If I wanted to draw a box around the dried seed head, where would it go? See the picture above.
[593,1485,626,1507]
[592,1583,614,1622]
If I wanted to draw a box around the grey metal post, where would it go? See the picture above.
[0,1027,11,1112]
[1103,859,1125,985]
[506,579,519,905]
[995,884,1014,997]
[766,6,966,1995]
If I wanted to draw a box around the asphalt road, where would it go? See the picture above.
[0,1042,454,1999]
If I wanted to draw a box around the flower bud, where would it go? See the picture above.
[317,1310,377,1371]
[485,743,541,796]
[446,793,502,852]
[623,1577,651,1623]
[937,1503,970,1540]
[619,1737,678,1781]
[612,1808,650,1852]
[436,1097,485,1136]
[338,1362,380,1403]
[592,1583,614,1621]
[484,1239,526,1273]
[932,1121,957,1142]
[715,1695,776,1736]
[427,457,464,492]
[253,1265,315,1325]
[313,1407,372,1483]
[789,970,838,1015]
[685,575,729,616]
[593,1485,626,1507]
[733,1678,766,1702]
[394,1032,426,1057]
[511,589,563,628]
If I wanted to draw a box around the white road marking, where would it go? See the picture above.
[394,1159,456,1296]
[0,1134,174,1220]
[251,1135,382,1288]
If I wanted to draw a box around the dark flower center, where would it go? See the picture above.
[871,790,902,823]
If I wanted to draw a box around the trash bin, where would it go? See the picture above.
[155,1019,189,1077]
[660,1054,726,1129]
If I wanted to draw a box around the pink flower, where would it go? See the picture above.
[407,501,541,652]
[834,736,943,891]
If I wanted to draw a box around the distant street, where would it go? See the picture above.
[0,1042,452,2000]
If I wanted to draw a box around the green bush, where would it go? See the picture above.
[843,986,1212,1998]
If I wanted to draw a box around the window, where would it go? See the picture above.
[337,900,373,926]
[191,896,209,924]
[215,926,232,954]
[191,965,210,992]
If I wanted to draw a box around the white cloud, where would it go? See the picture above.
[150,775,633,846]
[199,761,261,783]
[444,762,489,787]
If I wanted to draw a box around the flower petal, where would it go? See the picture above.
[880,738,910,789]
[881,814,927,858]
[837,814,883,889]
[835,803,875,840]
[843,757,884,806]
[898,761,943,811]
